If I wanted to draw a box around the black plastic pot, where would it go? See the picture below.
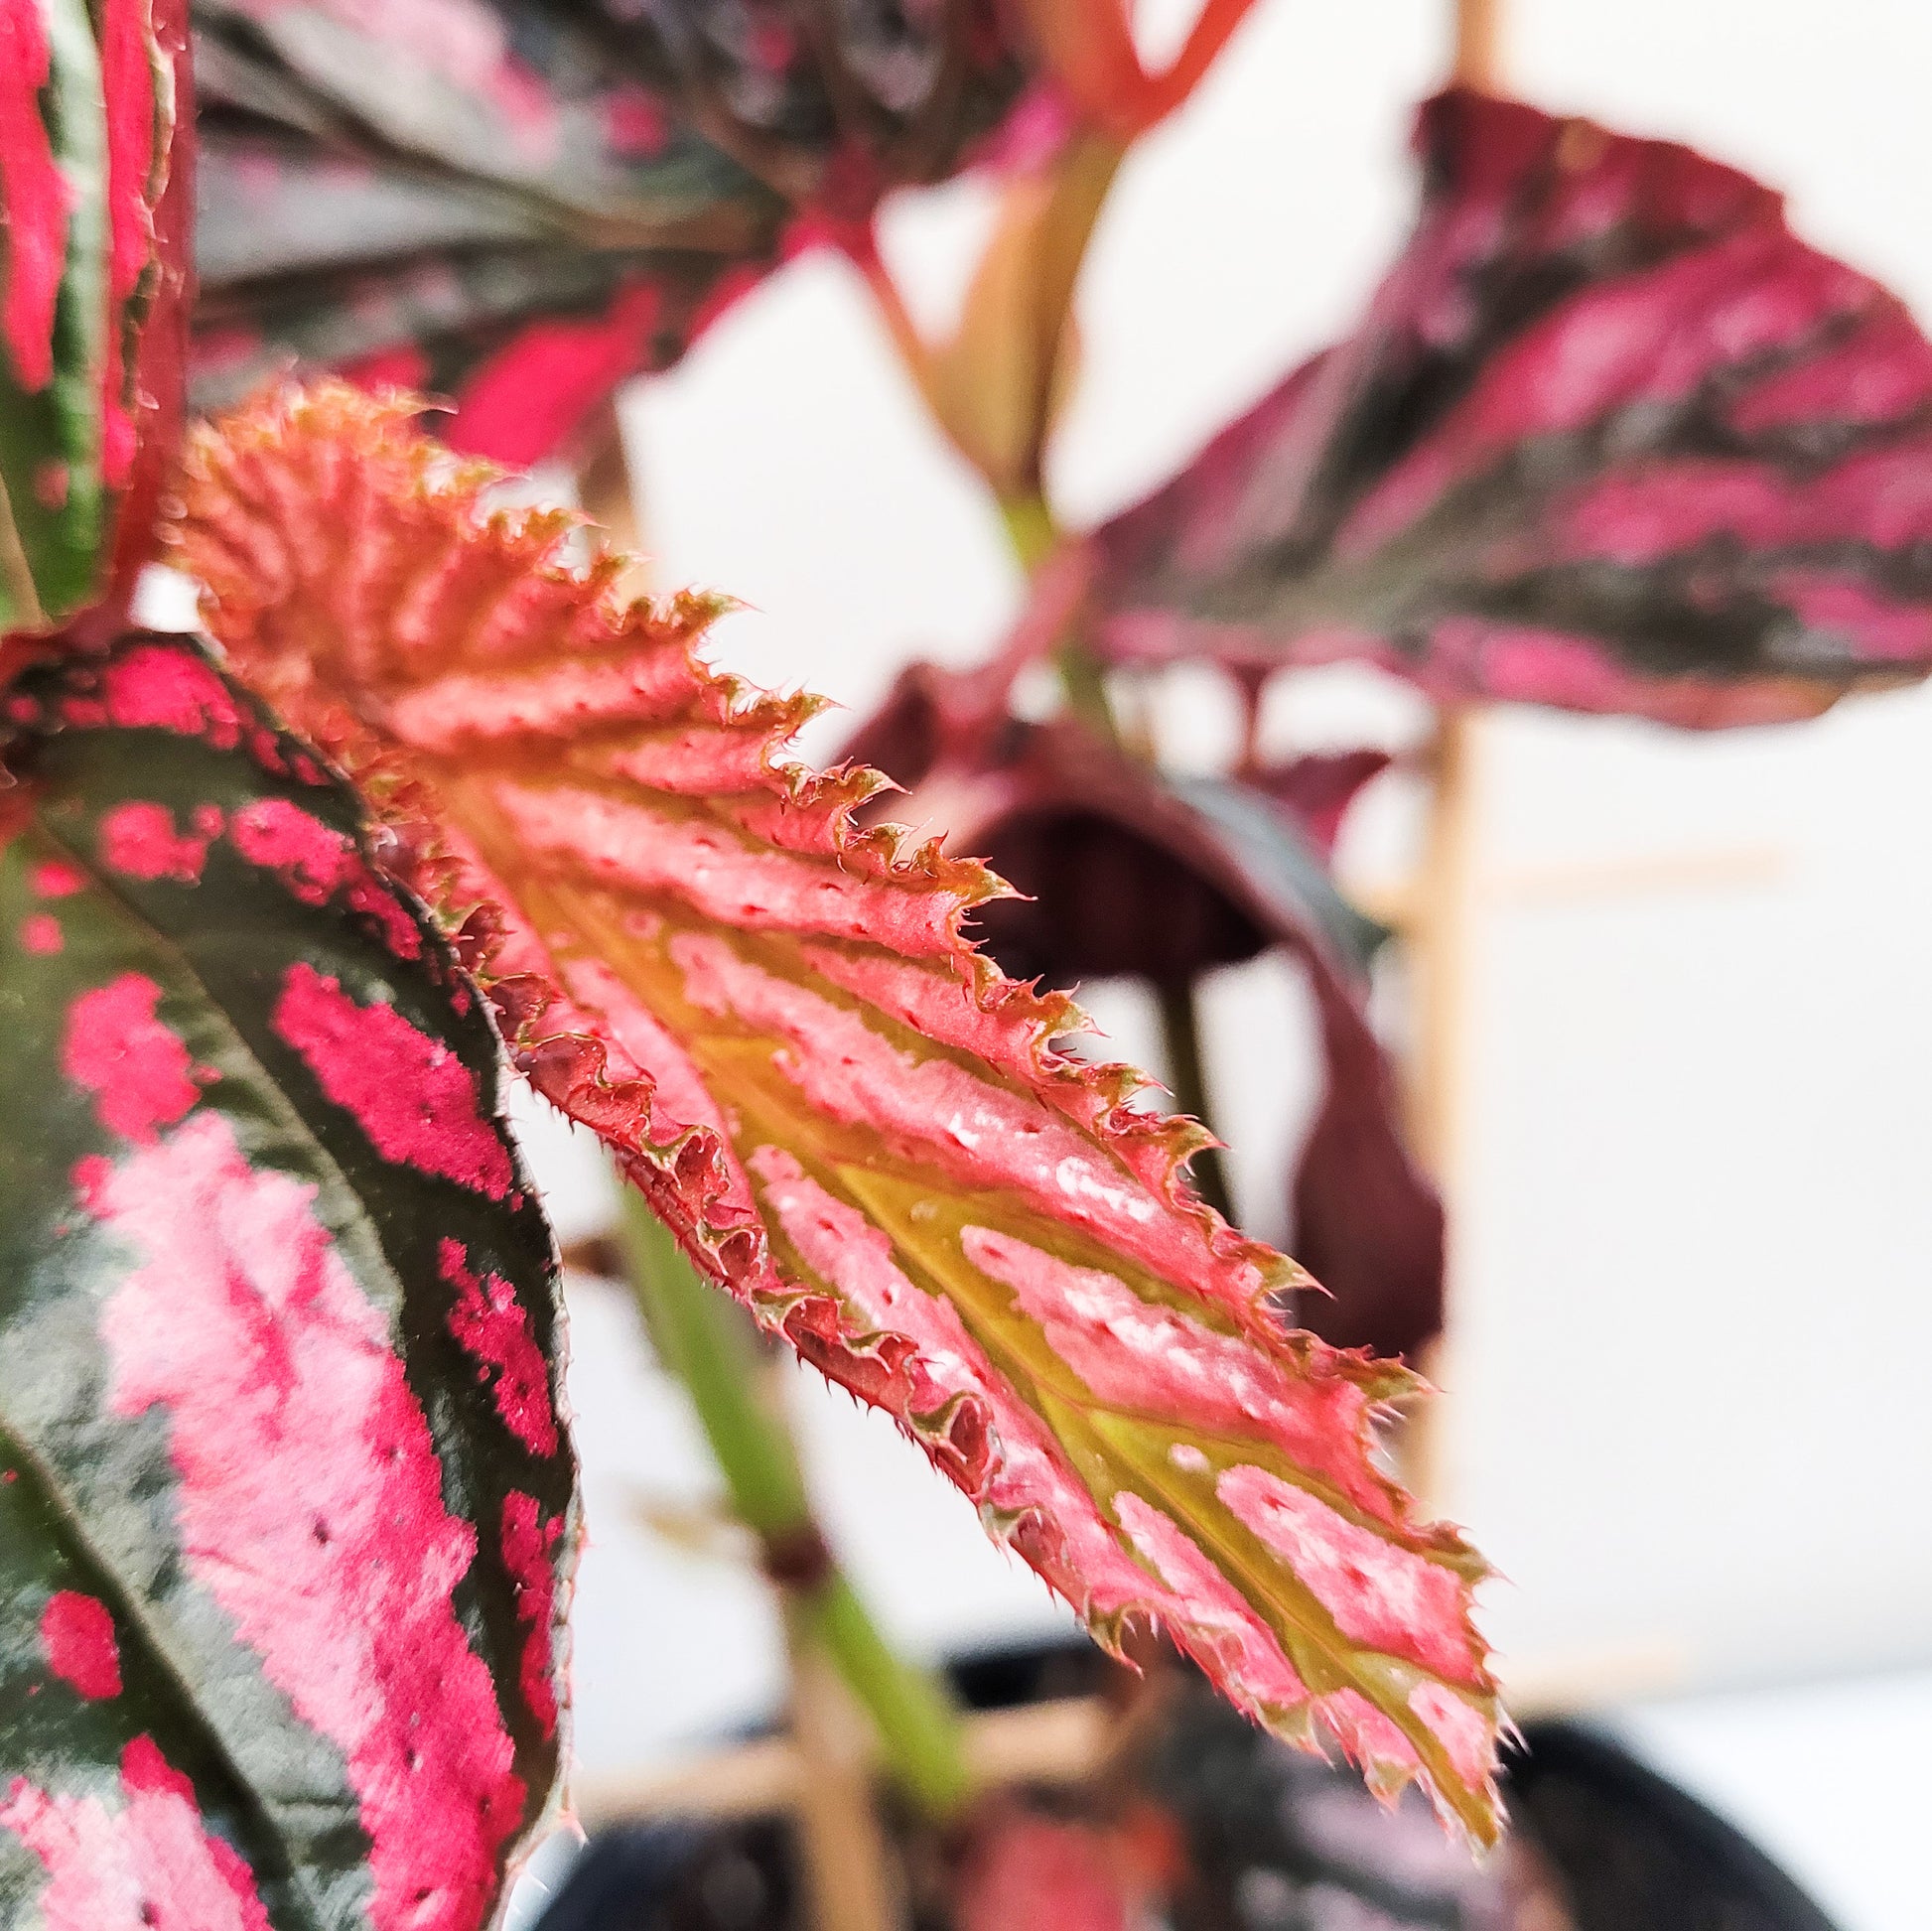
[1506,1721,1840,1931]
[534,1646,1842,1931]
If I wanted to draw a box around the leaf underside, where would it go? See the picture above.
[170,383,1503,1841]
[0,632,575,1930]
[1091,88,1932,727]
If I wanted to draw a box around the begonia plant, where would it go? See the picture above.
[6,0,1932,1924]
[1,6,1502,1926]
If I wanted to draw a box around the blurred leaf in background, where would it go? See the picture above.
[1085,87,1932,727]
[189,0,1048,463]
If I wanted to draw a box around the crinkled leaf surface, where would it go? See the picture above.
[1092,88,1932,727]
[0,0,190,637]
[190,0,1039,463]
[169,383,1501,1838]
[0,631,575,1929]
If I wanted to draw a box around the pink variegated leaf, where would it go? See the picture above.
[0,632,575,1929]
[169,383,1502,1839]
[1090,89,1932,727]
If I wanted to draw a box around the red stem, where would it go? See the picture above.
[1019,0,1263,139]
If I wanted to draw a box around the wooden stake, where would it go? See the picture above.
[1402,707,1484,1510]
[1401,0,1506,1509]
[785,1616,903,1931]
[1407,708,1482,1189]
[575,392,652,602]
[1452,0,1504,93]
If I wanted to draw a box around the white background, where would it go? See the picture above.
[504,3,1932,1923]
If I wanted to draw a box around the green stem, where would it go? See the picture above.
[999,487,1122,746]
[1155,978,1234,1223]
[999,491,1058,575]
[619,1191,974,1821]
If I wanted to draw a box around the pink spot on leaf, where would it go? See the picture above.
[226,798,356,899]
[1216,1464,1479,1685]
[271,963,513,1197]
[98,801,221,883]
[0,1,68,391]
[602,84,667,157]
[62,975,201,1144]
[94,647,243,747]
[32,859,83,897]
[40,1591,122,1700]
[343,877,425,959]
[93,1108,526,1931]
[118,1740,268,1915]
[501,1493,563,1740]
[0,1739,271,1930]
[1771,569,1932,662]
[441,1239,559,1457]
[20,911,62,954]
[226,799,422,955]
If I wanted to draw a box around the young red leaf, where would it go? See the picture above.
[0,0,189,642]
[0,632,575,1929]
[169,383,1502,1839]
[1089,89,1932,727]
